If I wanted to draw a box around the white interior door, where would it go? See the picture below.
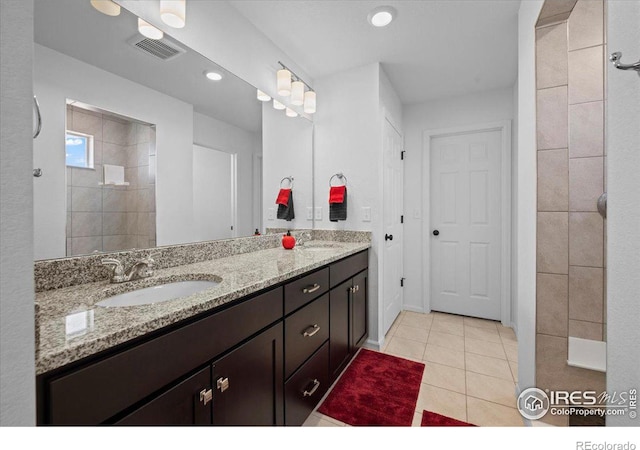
[383,118,404,334]
[430,130,502,320]
[193,144,235,241]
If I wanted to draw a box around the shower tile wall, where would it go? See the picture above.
[535,0,606,426]
[66,105,156,256]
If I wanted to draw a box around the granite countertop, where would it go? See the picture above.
[35,241,370,375]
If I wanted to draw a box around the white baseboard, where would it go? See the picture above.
[364,338,383,351]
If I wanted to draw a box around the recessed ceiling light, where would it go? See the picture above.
[368,6,397,27]
[204,71,223,81]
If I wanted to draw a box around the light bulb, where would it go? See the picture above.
[291,81,305,106]
[160,0,186,28]
[277,69,292,96]
[304,91,316,114]
[138,18,164,40]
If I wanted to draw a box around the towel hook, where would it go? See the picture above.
[280,176,294,188]
[610,52,640,78]
[329,173,347,187]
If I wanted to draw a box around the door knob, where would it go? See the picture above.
[433,230,440,236]
[385,234,393,241]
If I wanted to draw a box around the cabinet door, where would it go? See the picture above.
[351,271,368,349]
[329,279,351,381]
[212,322,284,426]
[115,366,211,425]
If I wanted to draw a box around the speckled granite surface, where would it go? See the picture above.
[35,241,370,375]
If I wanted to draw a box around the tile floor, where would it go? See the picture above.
[303,310,524,427]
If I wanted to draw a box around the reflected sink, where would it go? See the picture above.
[97,280,220,308]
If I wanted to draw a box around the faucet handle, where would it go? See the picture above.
[142,252,160,266]
[102,258,124,276]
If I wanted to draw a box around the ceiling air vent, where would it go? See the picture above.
[127,35,186,61]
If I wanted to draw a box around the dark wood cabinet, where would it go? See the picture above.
[329,279,351,381]
[351,270,368,349]
[212,322,283,426]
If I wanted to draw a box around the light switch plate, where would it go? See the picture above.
[306,207,313,220]
[314,207,322,220]
[362,207,371,222]
[267,208,275,220]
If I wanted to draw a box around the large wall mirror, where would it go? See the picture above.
[33,0,313,260]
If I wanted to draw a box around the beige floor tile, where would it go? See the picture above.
[431,320,464,336]
[509,361,519,382]
[465,353,514,381]
[384,336,426,361]
[464,325,502,343]
[433,313,465,325]
[466,371,517,408]
[423,344,465,369]
[463,317,499,330]
[394,324,429,343]
[303,412,344,427]
[401,313,433,329]
[416,384,467,423]
[499,327,518,343]
[412,412,423,427]
[503,342,518,362]
[427,330,465,351]
[422,362,466,394]
[465,337,506,359]
[466,397,524,427]
[315,412,347,426]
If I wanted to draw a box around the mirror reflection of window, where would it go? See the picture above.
[65,131,94,169]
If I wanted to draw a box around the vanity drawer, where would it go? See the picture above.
[284,267,329,315]
[47,287,283,425]
[284,293,329,379]
[284,341,329,426]
[330,250,368,288]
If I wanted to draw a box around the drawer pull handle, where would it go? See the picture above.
[302,283,321,294]
[217,377,230,393]
[303,379,320,397]
[199,388,213,405]
[303,324,321,337]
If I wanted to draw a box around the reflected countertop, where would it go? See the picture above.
[35,241,370,375]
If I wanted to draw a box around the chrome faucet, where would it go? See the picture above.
[102,254,157,283]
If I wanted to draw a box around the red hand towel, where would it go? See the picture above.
[329,185,346,204]
[276,188,291,205]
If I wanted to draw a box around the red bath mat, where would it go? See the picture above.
[421,410,476,427]
[317,349,425,426]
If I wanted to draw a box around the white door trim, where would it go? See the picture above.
[422,120,512,326]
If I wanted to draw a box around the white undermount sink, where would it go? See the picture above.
[96,280,220,308]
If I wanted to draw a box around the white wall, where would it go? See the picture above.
[34,44,195,258]
[402,88,515,315]
[0,0,36,425]
[606,0,640,427]
[262,105,313,231]
[194,112,262,237]
[516,0,544,394]
[511,80,519,332]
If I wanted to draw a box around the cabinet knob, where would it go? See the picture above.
[199,388,213,405]
[216,377,230,393]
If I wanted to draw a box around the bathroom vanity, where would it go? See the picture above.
[35,240,369,426]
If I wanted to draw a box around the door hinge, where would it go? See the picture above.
[400,215,404,224]
[401,150,405,160]
[400,277,405,287]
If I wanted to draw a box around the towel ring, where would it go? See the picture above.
[280,176,294,188]
[329,173,347,187]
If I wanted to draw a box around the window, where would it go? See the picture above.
[65,131,94,169]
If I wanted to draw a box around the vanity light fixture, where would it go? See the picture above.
[257,89,271,102]
[90,0,121,16]
[304,90,316,114]
[273,99,286,110]
[277,68,292,96]
[204,70,223,81]
[285,108,298,118]
[138,18,164,40]
[160,0,186,28]
[368,6,397,27]
[290,81,305,106]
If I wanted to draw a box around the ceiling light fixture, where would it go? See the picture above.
[204,70,223,81]
[368,6,397,27]
[273,99,286,110]
[160,0,186,28]
[90,0,121,16]
[257,90,271,102]
[285,108,298,118]
[276,61,316,114]
[138,18,164,40]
